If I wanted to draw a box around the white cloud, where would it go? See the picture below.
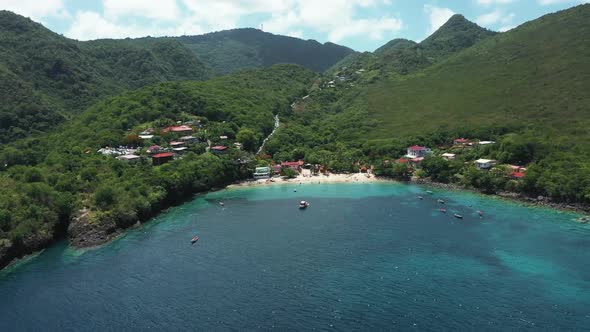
[424,5,455,34]
[1,0,69,21]
[103,0,180,21]
[476,0,515,5]
[476,9,503,25]
[476,9,515,28]
[66,11,204,40]
[62,0,403,44]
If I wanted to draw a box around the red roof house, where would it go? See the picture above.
[148,145,162,154]
[211,146,228,154]
[152,152,174,165]
[406,145,432,158]
[511,172,526,179]
[162,125,193,133]
[454,138,470,144]
[281,160,304,171]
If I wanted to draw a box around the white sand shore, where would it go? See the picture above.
[228,169,391,188]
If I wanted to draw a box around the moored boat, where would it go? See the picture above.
[299,200,310,209]
[191,235,199,244]
[437,199,445,204]
[440,208,447,213]
[454,214,463,219]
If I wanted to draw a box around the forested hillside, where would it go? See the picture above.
[329,14,496,77]
[0,12,351,144]
[268,4,590,205]
[0,64,315,269]
[174,28,355,75]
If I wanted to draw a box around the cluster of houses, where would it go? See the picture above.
[395,138,527,179]
[97,121,234,166]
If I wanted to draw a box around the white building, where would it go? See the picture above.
[253,167,271,179]
[406,145,432,158]
[475,159,497,169]
[441,153,456,160]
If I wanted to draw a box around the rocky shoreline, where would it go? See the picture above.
[414,178,590,215]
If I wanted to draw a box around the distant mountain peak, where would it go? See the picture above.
[423,14,495,45]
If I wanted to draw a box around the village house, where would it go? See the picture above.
[211,146,228,154]
[453,138,470,145]
[162,125,193,134]
[180,136,199,144]
[253,167,271,179]
[475,159,497,170]
[152,152,174,165]
[441,153,456,160]
[147,145,163,154]
[169,141,186,148]
[478,141,496,145]
[511,172,526,179]
[233,142,243,150]
[116,154,141,163]
[271,165,282,175]
[406,145,432,158]
[219,135,228,140]
[281,161,304,172]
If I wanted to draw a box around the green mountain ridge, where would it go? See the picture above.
[173,28,355,75]
[0,12,353,144]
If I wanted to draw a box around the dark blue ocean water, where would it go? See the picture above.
[1,183,590,331]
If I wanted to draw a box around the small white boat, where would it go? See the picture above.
[437,199,445,204]
[454,214,463,219]
[191,235,199,244]
[299,200,310,209]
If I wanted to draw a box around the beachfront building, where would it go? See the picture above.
[253,167,271,179]
[271,165,282,175]
[281,161,304,172]
[152,152,174,165]
[406,145,432,158]
[475,159,497,170]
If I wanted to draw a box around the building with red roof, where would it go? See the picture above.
[152,152,174,165]
[162,125,193,133]
[211,146,228,154]
[511,172,526,179]
[281,160,304,171]
[406,145,432,158]
[453,138,470,145]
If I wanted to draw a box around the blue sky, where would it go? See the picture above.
[1,0,588,51]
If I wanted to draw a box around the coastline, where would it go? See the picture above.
[3,172,588,272]
[227,170,390,188]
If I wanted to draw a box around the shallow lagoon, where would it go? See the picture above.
[1,183,589,331]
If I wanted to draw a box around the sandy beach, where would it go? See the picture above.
[228,169,390,188]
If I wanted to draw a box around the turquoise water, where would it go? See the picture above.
[1,183,590,331]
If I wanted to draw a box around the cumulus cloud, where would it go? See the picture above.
[262,0,403,42]
[103,0,180,21]
[1,0,69,21]
[62,0,404,43]
[66,11,204,40]
[424,5,455,34]
[476,0,515,5]
[476,9,515,28]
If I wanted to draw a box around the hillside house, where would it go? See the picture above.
[152,152,174,165]
[511,172,526,179]
[170,141,186,148]
[180,136,199,144]
[211,146,228,154]
[253,167,271,179]
[441,153,456,160]
[478,141,496,145]
[406,145,432,158]
[453,138,470,145]
[116,154,140,163]
[147,145,163,154]
[233,142,243,150]
[163,125,193,134]
[475,159,497,169]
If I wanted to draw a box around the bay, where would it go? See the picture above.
[1,183,589,331]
